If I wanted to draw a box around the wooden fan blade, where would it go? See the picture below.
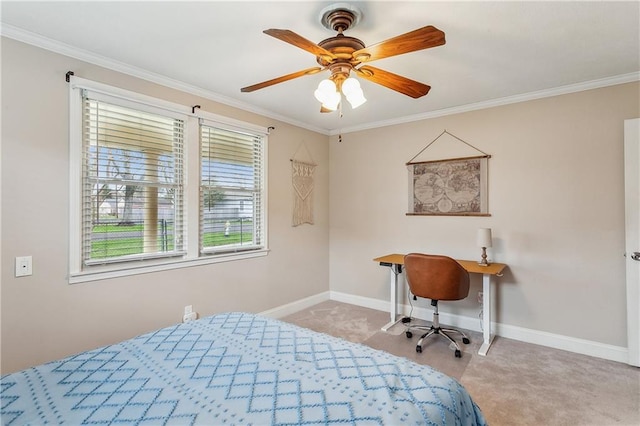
[241,67,323,93]
[352,26,445,63]
[355,65,431,98]
[263,29,336,61]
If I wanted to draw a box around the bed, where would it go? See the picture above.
[1,312,486,425]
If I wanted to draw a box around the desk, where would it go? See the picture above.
[373,254,507,356]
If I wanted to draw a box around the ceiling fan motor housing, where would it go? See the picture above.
[317,35,366,66]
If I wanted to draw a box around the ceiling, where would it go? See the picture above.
[1,1,639,135]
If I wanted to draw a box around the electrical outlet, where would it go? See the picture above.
[183,305,197,322]
[15,256,33,277]
[183,312,198,322]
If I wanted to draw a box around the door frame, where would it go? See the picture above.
[624,118,639,367]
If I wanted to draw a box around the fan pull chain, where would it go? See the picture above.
[338,101,343,142]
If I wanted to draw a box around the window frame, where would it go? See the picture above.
[199,118,266,256]
[68,77,269,284]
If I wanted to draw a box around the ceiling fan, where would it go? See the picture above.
[240,3,446,111]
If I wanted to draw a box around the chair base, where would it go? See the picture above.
[405,325,470,358]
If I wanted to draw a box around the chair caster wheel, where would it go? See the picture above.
[455,349,462,358]
[416,345,422,353]
[462,337,470,344]
[406,331,413,338]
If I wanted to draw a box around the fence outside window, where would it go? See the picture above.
[91,217,254,259]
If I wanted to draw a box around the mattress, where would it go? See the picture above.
[1,312,486,425]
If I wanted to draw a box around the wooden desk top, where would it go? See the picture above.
[374,253,506,275]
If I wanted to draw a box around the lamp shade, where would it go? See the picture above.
[477,228,493,248]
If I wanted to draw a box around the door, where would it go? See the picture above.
[624,118,640,367]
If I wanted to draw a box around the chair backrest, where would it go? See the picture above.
[404,253,470,301]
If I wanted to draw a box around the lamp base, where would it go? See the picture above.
[478,247,490,266]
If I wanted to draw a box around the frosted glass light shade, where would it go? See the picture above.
[314,79,336,103]
[323,91,341,110]
[477,228,493,248]
[315,77,366,110]
[346,92,366,108]
[316,79,335,94]
[314,79,340,110]
[341,77,360,96]
[342,77,366,109]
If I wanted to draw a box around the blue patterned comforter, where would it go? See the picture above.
[1,312,486,425]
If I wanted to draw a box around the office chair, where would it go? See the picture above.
[404,253,471,358]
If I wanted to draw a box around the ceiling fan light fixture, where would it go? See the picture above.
[243,11,446,111]
[342,77,366,108]
[317,78,336,92]
[341,77,360,96]
[321,100,340,111]
[314,79,341,110]
[346,92,366,109]
[325,92,342,110]
[314,79,335,102]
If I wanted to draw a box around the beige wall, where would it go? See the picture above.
[330,81,640,349]
[0,38,330,374]
[2,35,639,373]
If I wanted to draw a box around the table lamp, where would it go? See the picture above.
[477,228,492,266]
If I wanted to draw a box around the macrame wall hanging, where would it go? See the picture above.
[291,143,317,226]
[406,130,491,216]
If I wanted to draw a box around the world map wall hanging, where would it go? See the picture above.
[406,131,491,216]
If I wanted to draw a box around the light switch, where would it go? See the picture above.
[15,256,32,277]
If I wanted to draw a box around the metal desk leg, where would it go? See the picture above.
[478,273,494,355]
[381,264,404,331]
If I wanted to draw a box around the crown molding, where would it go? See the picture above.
[3,23,637,137]
[332,71,640,135]
[0,24,330,136]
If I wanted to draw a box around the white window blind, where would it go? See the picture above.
[82,95,185,266]
[200,123,265,254]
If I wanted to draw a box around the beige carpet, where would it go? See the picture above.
[282,300,640,426]
[362,329,471,380]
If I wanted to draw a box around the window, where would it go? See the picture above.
[200,123,265,255]
[82,97,185,265]
[69,77,268,283]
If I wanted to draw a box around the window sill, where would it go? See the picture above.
[69,249,269,284]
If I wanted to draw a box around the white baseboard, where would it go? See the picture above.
[328,291,629,364]
[260,291,330,319]
[493,322,629,363]
[329,290,391,313]
[330,290,485,332]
